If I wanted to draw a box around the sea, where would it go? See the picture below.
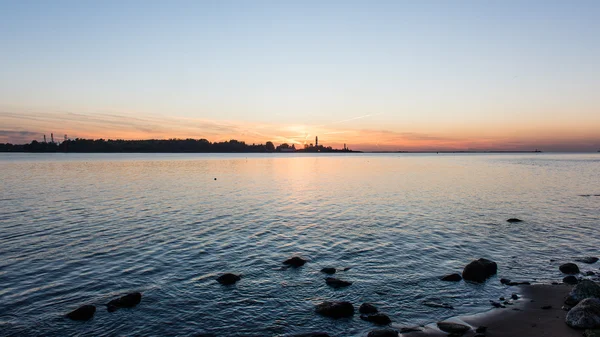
[1,153,599,337]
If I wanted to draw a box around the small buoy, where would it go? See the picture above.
[214,178,217,180]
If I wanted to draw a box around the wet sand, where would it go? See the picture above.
[402,283,582,337]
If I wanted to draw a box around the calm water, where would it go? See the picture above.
[1,153,599,336]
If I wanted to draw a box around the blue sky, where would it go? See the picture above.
[1,0,599,150]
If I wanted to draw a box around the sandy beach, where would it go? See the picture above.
[399,283,582,337]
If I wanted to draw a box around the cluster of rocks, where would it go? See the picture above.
[66,292,142,321]
[554,256,600,332]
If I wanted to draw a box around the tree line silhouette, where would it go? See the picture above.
[0,138,356,153]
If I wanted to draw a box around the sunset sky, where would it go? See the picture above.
[1,1,599,151]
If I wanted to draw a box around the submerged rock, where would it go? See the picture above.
[315,301,354,318]
[283,256,307,267]
[359,303,378,314]
[399,326,423,333]
[423,301,454,309]
[361,313,392,325]
[462,258,497,283]
[66,305,96,321]
[566,298,600,328]
[566,280,600,305]
[587,271,597,276]
[107,292,142,312]
[325,277,352,288]
[577,257,599,264]
[320,267,336,275]
[564,275,579,285]
[490,300,505,308]
[441,273,462,282]
[437,321,470,334]
[367,329,399,337]
[216,273,241,285]
[560,263,580,274]
[286,333,330,337]
[506,218,523,223]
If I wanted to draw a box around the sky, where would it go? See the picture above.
[1,0,599,151]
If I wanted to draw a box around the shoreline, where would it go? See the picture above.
[392,283,581,337]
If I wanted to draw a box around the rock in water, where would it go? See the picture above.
[216,273,241,285]
[566,298,600,328]
[286,333,330,337]
[560,263,580,274]
[107,292,142,312]
[441,273,462,282]
[320,267,336,274]
[423,301,454,309]
[462,258,497,283]
[359,303,379,314]
[367,329,399,337]
[577,257,600,264]
[564,275,579,285]
[506,218,523,223]
[325,277,352,288]
[66,305,96,321]
[437,321,470,334]
[315,301,354,318]
[566,280,600,305]
[360,313,392,325]
[283,256,307,267]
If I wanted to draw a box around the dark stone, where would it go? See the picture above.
[320,267,336,275]
[66,305,96,321]
[441,273,462,282]
[475,326,487,333]
[565,280,600,305]
[490,300,505,308]
[541,305,552,309]
[560,263,580,274]
[342,267,351,271]
[286,333,330,337]
[499,297,505,301]
[506,218,523,223]
[564,275,579,285]
[359,303,378,314]
[587,271,597,276]
[511,293,519,300]
[315,301,354,318]
[566,298,600,328]
[325,277,352,288]
[107,292,142,312]
[500,278,511,284]
[283,256,307,267]
[216,273,241,285]
[507,281,531,286]
[577,257,599,264]
[462,258,497,283]
[423,301,453,309]
[367,329,399,337]
[361,313,392,325]
[437,321,470,334]
[399,326,423,333]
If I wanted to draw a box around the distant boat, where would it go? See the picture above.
[534,149,542,153]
